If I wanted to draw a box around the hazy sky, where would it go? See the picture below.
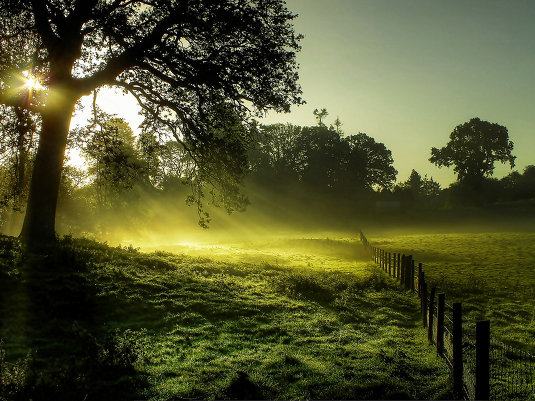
[261,0,535,185]
[73,0,535,186]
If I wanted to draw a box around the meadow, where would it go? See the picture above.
[2,215,534,400]
[0,234,450,400]
[365,230,535,353]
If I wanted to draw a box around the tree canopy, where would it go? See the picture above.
[429,117,515,186]
[0,0,303,244]
[249,123,397,193]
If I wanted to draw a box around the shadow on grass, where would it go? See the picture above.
[0,236,149,401]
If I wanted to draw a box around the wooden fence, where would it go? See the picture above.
[359,231,535,401]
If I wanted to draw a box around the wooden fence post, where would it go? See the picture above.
[453,302,463,400]
[419,272,425,304]
[404,255,412,290]
[400,255,405,284]
[410,259,415,292]
[377,249,383,267]
[379,249,382,268]
[428,286,436,343]
[379,249,382,266]
[437,293,445,355]
[388,252,391,276]
[422,281,428,328]
[402,255,406,288]
[405,255,410,289]
[417,263,422,294]
[404,255,410,289]
[475,320,490,401]
[404,255,408,287]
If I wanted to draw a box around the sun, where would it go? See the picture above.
[24,75,44,91]
[22,71,44,91]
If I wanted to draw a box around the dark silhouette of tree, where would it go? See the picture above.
[249,124,397,193]
[0,0,303,245]
[394,169,441,208]
[501,165,535,201]
[430,117,515,187]
[313,108,329,127]
[296,126,348,189]
[248,123,303,182]
[403,169,422,196]
[333,116,342,134]
[420,175,441,198]
[344,133,397,191]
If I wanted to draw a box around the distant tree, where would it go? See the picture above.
[249,123,303,182]
[0,0,303,244]
[73,110,147,206]
[249,124,397,193]
[333,116,343,134]
[420,175,441,197]
[344,133,397,190]
[501,165,535,201]
[296,126,348,189]
[136,130,163,187]
[313,108,329,127]
[393,169,442,209]
[430,118,515,187]
[404,169,422,195]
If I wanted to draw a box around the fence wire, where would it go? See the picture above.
[360,232,535,400]
[490,338,535,401]
[463,337,476,401]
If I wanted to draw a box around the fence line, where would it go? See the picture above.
[359,231,535,401]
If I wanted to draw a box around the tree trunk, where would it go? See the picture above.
[20,100,76,245]
[14,107,29,203]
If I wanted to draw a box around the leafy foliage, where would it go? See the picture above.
[0,106,39,219]
[430,117,515,186]
[0,0,303,242]
[72,110,148,206]
[249,123,397,193]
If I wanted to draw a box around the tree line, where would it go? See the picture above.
[2,103,533,235]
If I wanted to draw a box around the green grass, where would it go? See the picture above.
[366,232,535,352]
[0,234,450,400]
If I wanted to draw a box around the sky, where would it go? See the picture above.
[72,0,535,186]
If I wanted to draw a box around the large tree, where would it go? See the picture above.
[249,124,397,192]
[429,117,515,187]
[0,0,302,245]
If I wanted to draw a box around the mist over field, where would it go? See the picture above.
[2,0,535,399]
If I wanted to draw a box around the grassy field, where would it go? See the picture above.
[365,231,535,353]
[0,234,450,400]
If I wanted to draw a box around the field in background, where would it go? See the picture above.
[365,231,535,353]
[0,234,450,400]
